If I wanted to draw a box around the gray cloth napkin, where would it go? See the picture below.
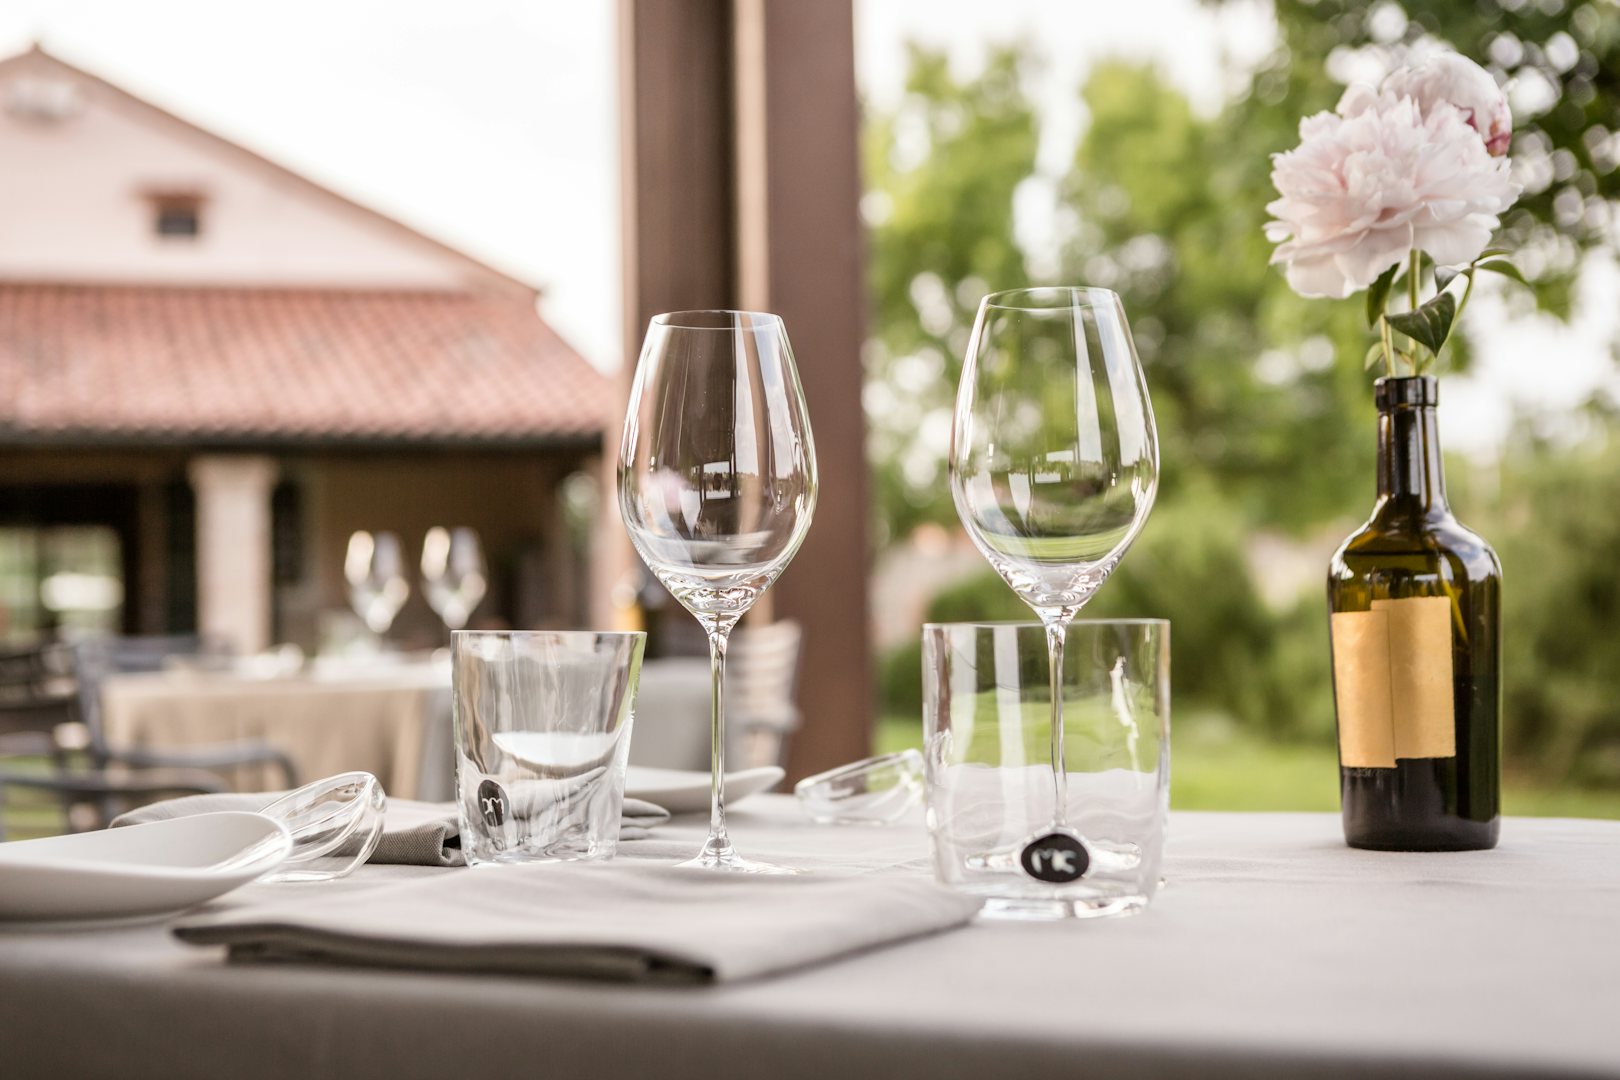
[111,791,671,868]
[173,861,984,983]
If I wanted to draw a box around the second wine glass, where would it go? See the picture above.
[949,286,1159,847]
[421,526,487,633]
[618,310,817,873]
[345,530,409,641]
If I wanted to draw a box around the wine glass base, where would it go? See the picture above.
[679,839,802,874]
[677,851,803,874]
[979,895,1147,920]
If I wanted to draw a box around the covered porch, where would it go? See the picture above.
[0,443,605,652]
[0,282,614,650]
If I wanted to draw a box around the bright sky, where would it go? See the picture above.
[2,0,1613,457]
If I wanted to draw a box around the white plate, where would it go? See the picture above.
[624,766,784,814]
[0,812,292,923]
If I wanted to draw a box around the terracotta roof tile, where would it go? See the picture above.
[0,284,612,445]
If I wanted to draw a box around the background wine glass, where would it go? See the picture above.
[421,526,487,633]
[344,530,410,641]
[618,309,817,873]
[949,286,1158,841]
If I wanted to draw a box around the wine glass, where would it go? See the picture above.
[949,286,1158,844]
[618,310,817,873]
[421,527,487,632]
[344,531,409,640]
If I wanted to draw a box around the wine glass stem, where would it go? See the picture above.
[704,627,733,856]
[1045,621,1069,829]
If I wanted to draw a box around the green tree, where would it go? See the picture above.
[1061,60,1373,530]
[864,45,1037,542]
[864,6,1620,792]
[1487,421,1620,784]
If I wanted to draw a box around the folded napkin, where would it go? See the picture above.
[174,861,983,983]
[111,791,670,868]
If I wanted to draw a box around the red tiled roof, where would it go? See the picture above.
[0,284,612,446]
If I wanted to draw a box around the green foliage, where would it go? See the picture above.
[864,45,1038,542]
[876,486,1339,742]
[1060,59,1375,530]
[1367,264,1400,328]
[1386,290,1457,358]
[877,636,926,723]
[1487,429,1620,785]
[864,4,1620,789]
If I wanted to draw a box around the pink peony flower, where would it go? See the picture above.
[1344,52,1513,157]
[1265,94,1520,299]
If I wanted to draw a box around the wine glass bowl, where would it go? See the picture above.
[344,531,410,639]
[951,287,1158,622]
[618,310,817,872]
[421,526,487,633]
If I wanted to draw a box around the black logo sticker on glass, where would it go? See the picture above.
[476,779,509,828]
[1020,832,1090,883]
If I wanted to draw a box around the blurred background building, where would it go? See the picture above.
[0,45,609,652]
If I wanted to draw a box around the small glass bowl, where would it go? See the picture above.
[794,749,925,826]
[258,771,386,882]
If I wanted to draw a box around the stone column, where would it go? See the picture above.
[189,455,278,654]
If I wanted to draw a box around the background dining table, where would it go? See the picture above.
[0,798,1614,1080]
[99,661,456,800]
[96,657,726,803]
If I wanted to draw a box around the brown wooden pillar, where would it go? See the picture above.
[619,0,872,778]
[134,479,170,635]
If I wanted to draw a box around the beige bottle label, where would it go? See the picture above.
[1331,596,1456,768]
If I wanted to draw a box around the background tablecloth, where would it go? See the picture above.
[100,668,453,799]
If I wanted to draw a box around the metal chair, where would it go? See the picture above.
[0,642,227,840]
[70,635,299,789]
[626,621,806,772]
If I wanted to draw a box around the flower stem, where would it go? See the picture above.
[1380,314,1396,378]
[1408,249,1423,375]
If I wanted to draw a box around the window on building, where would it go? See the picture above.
[151,196,203,240]
[0,527,124,640]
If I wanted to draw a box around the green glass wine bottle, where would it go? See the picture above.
[1327,375,1500,851]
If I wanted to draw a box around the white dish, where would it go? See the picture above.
[624,766,784,814]
[0,812,292,923]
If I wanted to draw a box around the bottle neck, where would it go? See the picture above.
[1376,402,1447,510]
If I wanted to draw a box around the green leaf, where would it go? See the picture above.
[1363,341,1386,370]
[1385,291,1458,355]
[1476,259,1529,286]
[1434,265,1464,291]
[1366,263,1399,328]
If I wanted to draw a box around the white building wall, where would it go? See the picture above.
[0,48,511,293]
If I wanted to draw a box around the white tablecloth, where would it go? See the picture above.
[1,800,1616,1079]
[100,667,453,800]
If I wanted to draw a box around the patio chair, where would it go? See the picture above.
[0,641,227,840]
[70,635,299,788]
[627,620,805,772]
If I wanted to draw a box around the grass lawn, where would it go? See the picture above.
[877,714,1620,820]
[0,791,70,840]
